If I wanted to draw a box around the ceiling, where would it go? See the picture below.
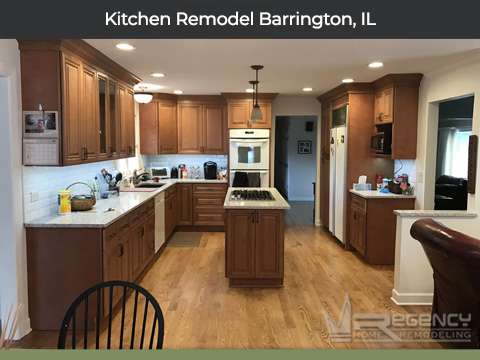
[86,39,480,96]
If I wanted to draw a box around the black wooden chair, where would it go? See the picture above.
[58,280,164,349]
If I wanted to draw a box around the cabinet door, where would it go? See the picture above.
[143,212,155,264]
[227,100,250,128]
[81,65,99,160]
[62,54,83,164]
[320,103,331,227]
[203,104,225,153]
[126,88,136,156]
[165,193,177,239]
[251,101,272,129]
[103,233,129,313]
[254,211,284,278]
[139,102,158,155]
[350,206,366,255]
[374,91,383,124]
[177,184,193,225]
[226,210,256,278]
[178,103,203,153]
[158,101,178,153]
[129,222,145,280]
[381,87,394,123]
[97,74,108,158]
[107,79,119,158]
[118,84,128,155]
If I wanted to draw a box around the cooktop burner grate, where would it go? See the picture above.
[230,189,274,201]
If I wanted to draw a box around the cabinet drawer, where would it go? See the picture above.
[194,209,225,226]
[351,194,366,213]
[104,215,131,243]
[193,194,225,209]
[193,183,227,194]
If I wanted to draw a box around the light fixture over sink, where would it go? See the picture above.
[250,65,264,123]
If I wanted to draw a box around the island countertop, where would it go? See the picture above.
[223,187,290,210]
[24,178,228,228]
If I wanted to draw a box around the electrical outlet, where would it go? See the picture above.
[30,192,39,203]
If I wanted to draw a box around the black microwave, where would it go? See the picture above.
[371,131,392,154]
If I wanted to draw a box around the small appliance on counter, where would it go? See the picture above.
[178,164,188,179]
[150,167,170,179]
[204,161,217,180]
[170,167,179,179]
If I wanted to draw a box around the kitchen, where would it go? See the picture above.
[3,38,480,348]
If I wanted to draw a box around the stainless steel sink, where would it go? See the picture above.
[134,182,166,188]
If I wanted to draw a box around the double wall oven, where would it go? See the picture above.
[229,129,270,187]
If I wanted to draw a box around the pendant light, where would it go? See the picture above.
[250,65,264,123]
[134,85,153,104]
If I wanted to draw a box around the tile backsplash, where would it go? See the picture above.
[23,157,143,222]
[143,154,228,173]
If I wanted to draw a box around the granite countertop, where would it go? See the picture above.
[223,187,291,210]
[24,178,228,228]
[394,209,478,218]
[350,189,416,199]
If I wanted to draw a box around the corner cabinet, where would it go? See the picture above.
[225,209,284,287]
[19,40,140,166]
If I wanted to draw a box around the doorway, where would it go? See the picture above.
[434,96,474,210]
[274,115,318,225]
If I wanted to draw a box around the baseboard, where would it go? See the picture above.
[391,288,433,306]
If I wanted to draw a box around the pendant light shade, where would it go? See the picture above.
[134,92,153,104]
[249,65,264,123]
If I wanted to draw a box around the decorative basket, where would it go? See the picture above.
[66,182,96,211]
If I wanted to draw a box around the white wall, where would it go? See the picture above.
[392,52,480,305]
[284,117,317,201]
[272,96,322,224]
[0,39,30,339]
[415,53,480,211]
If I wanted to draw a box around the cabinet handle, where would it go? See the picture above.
[250,212,255,223]
[140,227,145,238]
[118,244,124,257]
[353,212,357,220]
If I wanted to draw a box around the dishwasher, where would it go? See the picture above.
[154,192,166,252]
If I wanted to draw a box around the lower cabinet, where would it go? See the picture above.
[177,184,193,225]
[349,194,415,265]
[26,199,156,330]
[225,209,284,287]
[165,185,178,239]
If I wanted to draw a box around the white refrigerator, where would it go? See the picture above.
[329,125,347,243]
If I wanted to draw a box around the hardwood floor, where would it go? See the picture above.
[15,223,439,349]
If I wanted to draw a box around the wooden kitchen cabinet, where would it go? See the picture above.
[19,40,140,166]
[192,183,227,226]
[165,185,178,239]
[158,101,178,153]
[177,184,193,225]
[226,98,273,129]
[26,199,155,330]
[349,193,415,265]
[177,100,226,154]
[139,99,178,154]
[226,209,284,287]
[374,87,394,124]
[178,103,203,153]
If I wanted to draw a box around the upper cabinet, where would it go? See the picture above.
[373,74,423,159]
[19,40,141,166]
[223,94,277,129]
[139,96,226,155]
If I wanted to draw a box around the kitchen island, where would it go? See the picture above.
[223,188,290,287]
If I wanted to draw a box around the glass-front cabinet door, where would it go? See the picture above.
[98,75,108,157]
[108,79,118,157]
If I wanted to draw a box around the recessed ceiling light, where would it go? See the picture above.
[116,43,135,51]
[173,90,183,95]
[342,78,354,83]
[151,72,165,78]
[368,61,384,69]
[302,87,313,92]
[245,88,254,93]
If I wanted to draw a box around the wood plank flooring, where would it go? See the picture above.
[15,220,439,349]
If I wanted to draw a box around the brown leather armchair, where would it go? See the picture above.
[411,219,480,348]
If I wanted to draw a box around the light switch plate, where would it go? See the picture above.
[30,192,39,203]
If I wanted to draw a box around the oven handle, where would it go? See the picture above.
[230,138,269,143]
[230,170,269,173]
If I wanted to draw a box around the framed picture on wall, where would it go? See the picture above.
[297,140,312,154]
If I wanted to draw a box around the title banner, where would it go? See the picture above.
[1,0,480,38]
